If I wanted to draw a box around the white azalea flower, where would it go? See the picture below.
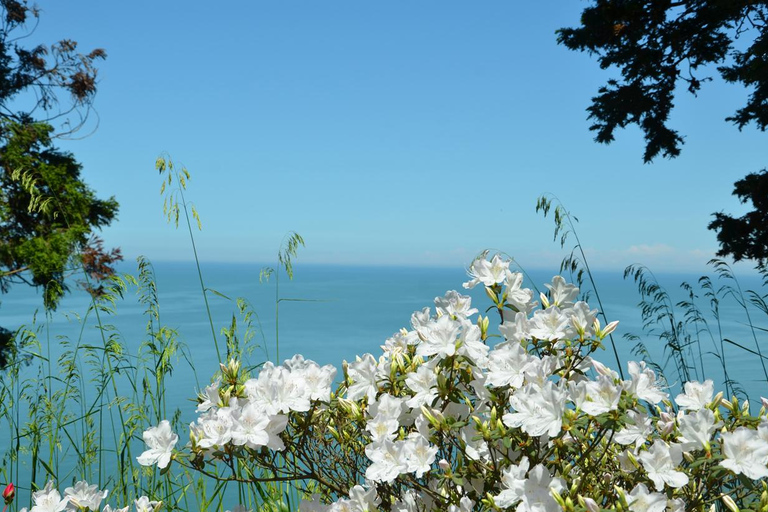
[677,408,717,451]
[674,380,714,411]
[463,254,510,289]
[348,485,379,512]
[404,434,438,477]
[544,276,579,308]
[626,483,667,512]
[63,481,107,511]
[416,314,461,359]
[504,381,566,437]
[637,441,689,491]
[499,311,530,344]
[231,402,270,449]
[434,290,478,319]
[494,457,530,508]
[405,363,438,408]
[137,420,178,469]
[719,427,768,479]
[486,341,531,388]
[615,410,653,449]
[134,497,161,512]
[346,354,379,402]
[364,439,408,482]
[581,374,622,416]
[528,307,571,341]
[30,481,68,512]
[366,414,400,443]
[457,322,489,366]
[624,361,667,404]
[569,301,598,337]
[504,272,537,314]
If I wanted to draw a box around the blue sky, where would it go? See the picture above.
[27,1,767,272]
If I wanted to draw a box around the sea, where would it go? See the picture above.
[1,260,767,504]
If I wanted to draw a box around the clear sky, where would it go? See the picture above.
[26,1,767,273]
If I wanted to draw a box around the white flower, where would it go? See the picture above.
[719,427,768,480]
[614,410,653,449]
[637,441,689,491]
[569,301,598,337]
[495,460,566,512]
[494,457,529,508]
[346,354,379,402]
[625,361,667,404]
[499,311,530,344]
[504,381,566,437]
[504,272,536,313]
[134,497,161,512]
[348,485,379,512]
[63,481,107,511]
[677,408,717,451]
[486,342,530,389]
[231,402,270,449]
[626,483,667,512]
[30,482,68,512]
[196,379,221,413]
[463,255,510,289]
[405,363,438,408]
[581,374,622,416]
[674,380,714,411]
[364,440,408,482]
[434,290,478,319]
[529,307,571,341]
[244,364,310,415]
[366,414,400,443]
[544,276,579,308]
[137,420,178,469]
[404,435,438,477]
[416,315,461,359]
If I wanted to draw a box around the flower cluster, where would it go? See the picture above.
[140,255,768,512]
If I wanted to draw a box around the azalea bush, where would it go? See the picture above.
[126,254,768,512]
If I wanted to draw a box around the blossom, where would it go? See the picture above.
[504,381,566,437]
[434,290,478,319]
[231,402,271,449]
[581,374,622,416]
[463,254,510,289]
[719,427,768,479]
[416,314,461,359]
[637,441,689,491]
[614,410,653,449]
[494,458,565,512]
[486,341,531,388]
[544,276,579,308]
[677,408,717,451]
[403,435,438,477]
[528,307,570,341]
[137,420,178,469]
[63,481,107,511]
[364,440,408,482]
[30,482,68,512]
[674,380,714,411]
[134,497,161,512]
[626,483,667,512]
[346,354,379,401]
[625,361,667,404]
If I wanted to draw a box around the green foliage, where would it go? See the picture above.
[0,121,119,309]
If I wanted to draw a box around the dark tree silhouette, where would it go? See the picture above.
[558,1,768,263]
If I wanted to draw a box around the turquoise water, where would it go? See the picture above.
[4,260,768,408]
[2,260,767,505]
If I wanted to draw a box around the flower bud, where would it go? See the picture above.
[3,483,14,505]
[721,494,739,512]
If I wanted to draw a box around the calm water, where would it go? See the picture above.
[2,261,767,502]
